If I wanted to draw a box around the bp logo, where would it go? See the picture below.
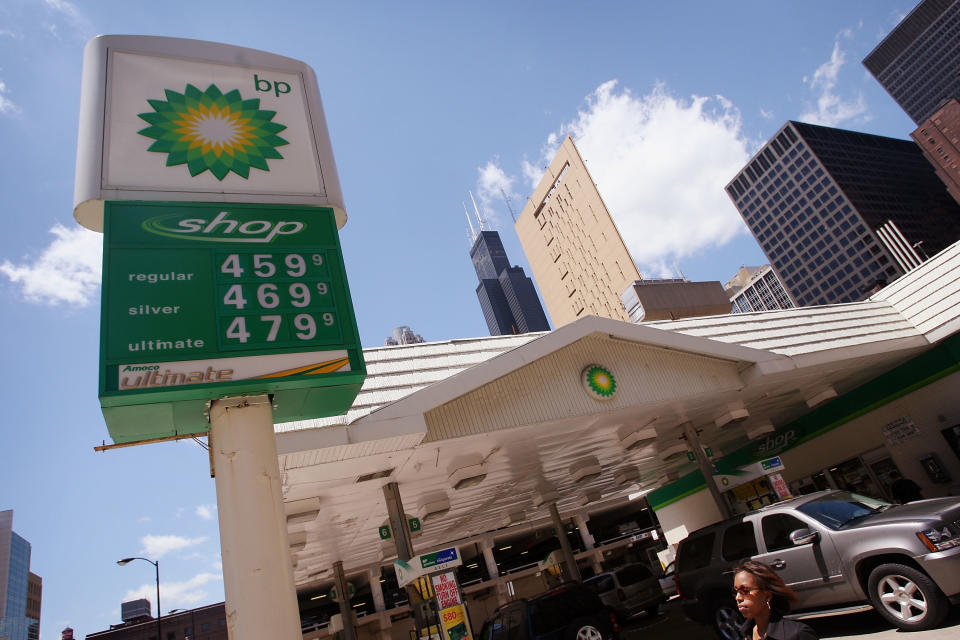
[582,364,617,400]
[137,83,289,181]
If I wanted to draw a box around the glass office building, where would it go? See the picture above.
[726,121,960,306]
[0,511,40,640]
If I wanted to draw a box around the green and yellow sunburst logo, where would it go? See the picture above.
[582,365,617,400]
[137,83,289,181]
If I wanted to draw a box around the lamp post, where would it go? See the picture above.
[117,557,161,640]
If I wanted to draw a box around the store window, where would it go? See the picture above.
[941,424,960,461]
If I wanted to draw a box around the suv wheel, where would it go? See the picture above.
[867,563,949,631]
[711,602,742,640]
[564,619,604,640]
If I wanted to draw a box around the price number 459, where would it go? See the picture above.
[220,253,323,278]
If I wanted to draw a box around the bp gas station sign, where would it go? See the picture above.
[74,36,366,445]
[98,201,364,443]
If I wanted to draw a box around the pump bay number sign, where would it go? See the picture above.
[99,202,365,444]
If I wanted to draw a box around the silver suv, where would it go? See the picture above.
[675,490,960,638]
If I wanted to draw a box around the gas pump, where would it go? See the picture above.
[396,547,474,640]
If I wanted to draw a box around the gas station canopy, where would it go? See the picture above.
[276,242,960,586]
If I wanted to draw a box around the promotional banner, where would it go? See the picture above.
[438,604,472,640]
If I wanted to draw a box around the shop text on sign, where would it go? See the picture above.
[99,202,364,444]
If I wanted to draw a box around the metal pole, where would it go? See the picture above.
[155,561,162,640]
[333,561,357,640]
[210,394,301,640]
[682,422,733,519]
[547,502,581,582]
[384,482,433,635]
[382,482,414,561]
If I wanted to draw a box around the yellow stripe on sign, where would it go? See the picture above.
[305,358,350,375]
[257,357,350,379]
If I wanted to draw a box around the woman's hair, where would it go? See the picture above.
[734,559,799,616]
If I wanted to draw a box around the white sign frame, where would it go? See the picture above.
[74,35,346,231]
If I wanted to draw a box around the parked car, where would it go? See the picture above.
[657,561,677,599]
[584,563,665,619]
[476,582,620,640]
[674,490,960,639]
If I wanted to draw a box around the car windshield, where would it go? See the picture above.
[796,492,891,529]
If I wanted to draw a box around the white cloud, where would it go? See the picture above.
[195,504,216,521]
[521,80,754,273]
[137,516,152,524]
[759,108,774,120]
[0,81,19,115]
[798,34,869,126]
[140,534,208,558]
[41,0,92,39]
[0,223,101,305]
[123,572,223,613]
[474,160,520,229]
[43,0,81,18]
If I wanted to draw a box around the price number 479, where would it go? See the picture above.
[225,313,334,344]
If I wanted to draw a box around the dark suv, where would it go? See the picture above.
[675,491,960,638]
[476,583,620,640]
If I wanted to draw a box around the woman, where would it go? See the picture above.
[733,560,819,640]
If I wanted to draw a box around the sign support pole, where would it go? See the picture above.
[384,482,435,637]
[383,482,414,561]
[547,502,581,583]
[210,394,301,640]
[682,422,733,519]
[333,560,358,640]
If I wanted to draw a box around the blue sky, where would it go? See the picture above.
[0,0,921,637]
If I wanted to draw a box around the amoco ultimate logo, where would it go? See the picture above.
[137,82,289,180]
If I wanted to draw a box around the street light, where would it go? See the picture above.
[117,557,162,640]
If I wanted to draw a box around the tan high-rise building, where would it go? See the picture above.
[516,136,641,327]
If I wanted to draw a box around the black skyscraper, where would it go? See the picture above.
[863,0,960,125]
[726,121,960,307]
[470,231,550,335]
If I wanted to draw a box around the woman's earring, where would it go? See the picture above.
[765,598,771,609]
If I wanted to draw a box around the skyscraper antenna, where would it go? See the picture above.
[673,261,687,281]
[463,201,477,243]
[468,190,486,231]
[500,187,517,223]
